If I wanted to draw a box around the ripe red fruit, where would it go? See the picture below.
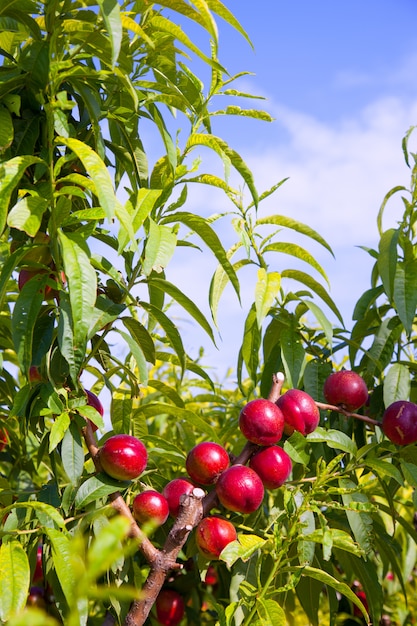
[85,389,104,432]
[239,398,284,446]
[186,441,230,485]
[162,478,195,517]
[33,545,43,583]
[155,589,185,626]
[382,400,417,445]
[195,516,237,560]
[215,464,264,514]
[18,266,65,299]
[276,388,320,436]
[249,445,292,489]
[99,434,147,481]
[29,365,42,383]
[204,564,219,586]
[0,427,8,452]
[323,370,368,412]
[132,490,169,527]
[353,589,368,617]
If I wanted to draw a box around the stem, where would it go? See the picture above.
[315,401,381,427]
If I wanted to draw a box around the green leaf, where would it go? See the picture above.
[377,228,399,302]
[117,329,148,385]
[7,195,48,237]
[299,565,369,622]
[0,155,44,235]
[281,269,343,324]
[365,458,404,486]
[298,509,315,565]
[209,256,252,327]
[220,534,267,567]
[0,105,13,152]
[262,241,329,286]
[61,421,85,485]
[339,478,373,555]
[383,363,411,406]
[87,516,131,581]
[254,269,281,329]
[280,326,306,389]
[303,301,333,348]
[162,211,241,304]
[256,214,333,256]
[11,273,47,376]
[307,427,357,455]
[134,402,219,441]
[143,218,177,275]
[88,295,126,339]
[305,528,365,557]
[74,474,123,509]
[393,259,417,335]
[241,304,260,382]
[57,137,117,220]
[58,230,97,382]
[147,276,216,344]
[139,301,186,373]
[97,0,122,66]
[256,599,286,626]
[49,412,71,452]
[0,541,30,621]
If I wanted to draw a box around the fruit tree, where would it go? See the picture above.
[1,2,417,626]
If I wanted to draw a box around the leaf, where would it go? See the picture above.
[339,478,374,555]
[7,195,49,237]
[209,256,252,327]
[393,259,417,335]
[303,300,333,347]
[121,317,155,364]
[307,427,357,455]
[241,304,260,382]
[74,474,123,509]
[0,105,13,152]
[97,0,122,66]
[281,269,343,324]
[147,276,216,344]
[57,137,118,220]
[298,509,315,565]
[61,421,85,485]
[383,363,411,407]
[262,241,329,286]
[280,326,306,389]
[58,230,97,382]
[133,402,219,441]
[220,534,267,567]
[87,516,131,581]
[49,412,71,453]
[117,329,148,385]
[143,218,177,275]
[88,296,126,339]
[0,541,30,621]
[377,228,399,302]
[256,599,286,626]
[11,273,47,376]
[44,528,79,611]
[256,214,333,256]
[352,285,384,321]
[365,458,404,486]
[254,269,281,329]
[162,211,241,304]
[305,528,365,557]
[139,301,186,373]
[0,155,44,235]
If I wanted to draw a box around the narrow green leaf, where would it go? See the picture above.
[256,599,286,626]
[280,326,306,389]
[111,389,133,434]
[206,0,252,45]
[87,516,131,581]
[377,186,407,235]
[220,535,267,567]
[134,402,219,441]
[0,155,44,234]
[393,259,417,335]
[352,285,384,321]
[307,427,357,455]
[303,300,333,347]
[139,301,186,373]
[0,541,30,620]
[377,228,399,302]
[209,256,251,327]
[11,273,47,376]
[339,478,373,555]
[262,242,329,286]
[74,474,123,509]
[88,296,126,339]
[0,105,13,152]
[143,219,177,275]
[365,458,404,486]
[241,304,261,381]
[298,509,315,565]
[98,0,122,66]
[49,412,71,453]
[57,137,117,220]
[305,528,365,557]
[254,269,281,329]
[61,421,85,485]
[162,211,241,303]
[281,269,343,324]
[256,214,333,256]
[383,363,411,406]
[117,329,148,385]
[121,317,155,364]
[147,276,216,344]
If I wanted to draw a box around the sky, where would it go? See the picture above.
[142,1,417,382]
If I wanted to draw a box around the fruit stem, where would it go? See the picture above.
[315,401,381,427]
[267,372,285,403]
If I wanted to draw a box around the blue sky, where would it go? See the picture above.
[145,2,417,380]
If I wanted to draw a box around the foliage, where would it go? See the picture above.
[1,1,417,626]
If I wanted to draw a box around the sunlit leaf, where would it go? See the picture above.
[0,541,30,621]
